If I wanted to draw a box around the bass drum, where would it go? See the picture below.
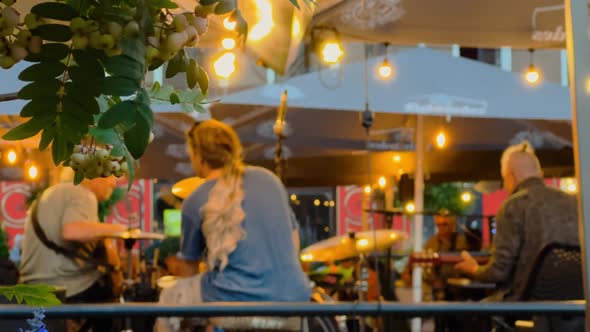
[307,287,348,332]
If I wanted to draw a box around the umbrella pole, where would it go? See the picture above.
[564,1,590,330]
[411,114,425,332]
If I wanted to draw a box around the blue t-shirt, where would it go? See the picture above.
[180,166,311,302]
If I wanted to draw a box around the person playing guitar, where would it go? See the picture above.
[19,170,127,332]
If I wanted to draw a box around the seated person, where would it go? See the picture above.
[402,209,468,301]
[156,120,311,332]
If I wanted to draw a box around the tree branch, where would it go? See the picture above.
[0,93,18,103]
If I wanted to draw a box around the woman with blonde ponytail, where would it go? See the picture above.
[156,120,310,332]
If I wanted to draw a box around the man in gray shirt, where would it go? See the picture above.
[455,141,579,300]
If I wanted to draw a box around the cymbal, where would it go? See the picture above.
[300,229,407,263]
[171,177,205,199]
[107,229,166,240]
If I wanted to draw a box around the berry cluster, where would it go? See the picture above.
[68,17,132,56]
[69,145,130,179]
[0,1,43,69]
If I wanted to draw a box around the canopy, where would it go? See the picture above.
[220,47,571,120]
[312,0,573,49]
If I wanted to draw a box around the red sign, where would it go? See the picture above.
[0,180,154,249]
[336,186,391,235]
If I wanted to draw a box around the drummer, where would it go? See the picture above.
[402,208,468,301]
[156,120,310,331]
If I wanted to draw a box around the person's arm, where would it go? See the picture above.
[60,191,127,242]
[177,198,206,277]
[62,222,127,242]
[289,208,301,252]
[456,202,522,283]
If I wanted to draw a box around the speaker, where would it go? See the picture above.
[398,174,414,202]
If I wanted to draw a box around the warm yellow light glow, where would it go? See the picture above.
[300,253,313,262]
[377,59,394,79]
[291,16,301,38]
[323,200,329,207]
[221,38,236,50]
[461,191,473,203]
[561,178,578,194]
[329,200,335,207]
[357,238,369,248]
[248,0,274,42]
[435,131,447,148]
[6,149,17,164]
[378,176,386,188]
[405,202,415,213]
[213,52,236,79]
[363,185,371,194]
[313,199,320,206]
[290,194,297,201]
[27,165,38,180]
[586,78,590,94]
[524,65,542,85]
[321,42,343,64]
[223,17,236,30]
[393,154,401,163]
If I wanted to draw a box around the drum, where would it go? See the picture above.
[308,287,348,332]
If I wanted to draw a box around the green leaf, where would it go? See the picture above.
[101,76,140,96]
[120,38,146,66]
[186,58,198,89]
[288,0,300,9]
[199,0,218,5]
[124,115,150,159]
[65,0,92,16]
[0,285,61,306]
[65,83,100,113]
[102,55,144,81]
[2,113,56,140]
[18,79,60,100]
[25,43,70,62]
[137,103,153,127]
[19,61,66,82]
[39,125,56,151]
[214,0,236,14]
[165,49,188,78]
[51,134,68,165]
[31,2,78,21]
[98,100,138,128]
[72,50,104,78]
[89,127,126,156]
[20,97,59,117]
[62,96,94,125]
[169,93,180,104]
[194,103,208,113]
[74,171,84,184]
[232,10,248,40]
[58,112,87,142]
[149,0,178,9]
[34,24,73,42]
[196,66,209,95]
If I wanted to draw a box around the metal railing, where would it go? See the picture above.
[0,301,584,319]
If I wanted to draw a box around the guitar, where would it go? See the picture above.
[408,251,490,267]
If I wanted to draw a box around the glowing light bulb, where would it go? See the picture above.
[313,199,320,206]
[435,131,447,148]
[363,185,371,194]
[290,194,297,201]
[221,38,236,50]
[300,254,313,262]
[524,65,542,85]
[6,149,17,164]
[323,200,329,207]
[213,52,236,79]
[321,42,343,64]
[377,58,393,79]
[329,201,335,207]
[27,165,38,180]
[461,191,472,203]
[405,202,415,213]
[378,176,386,188]
[223,17,236,30]
[393,154,401,163]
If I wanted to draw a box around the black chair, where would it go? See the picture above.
[515,243,584,332]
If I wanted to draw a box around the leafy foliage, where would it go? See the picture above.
[0,227,8,259]
[98,187,125,221]
[424,183,467,215]
[0,285,61,306]
[0,0,307,187]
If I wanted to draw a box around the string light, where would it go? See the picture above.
[461,191,473,203]
[378,176,386,188]
[524,49,542,85]
[290,194,297,201]
[6,149,17,164]
[363,185,371,194]
[213,52,236,79]
[27,164,38,180]
[393,154,401,163]
[435,131,447,148]
[405,202,415,213]
[321,41,343,64]
[313,199,320,206]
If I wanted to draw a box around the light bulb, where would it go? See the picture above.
[27,165,38,180]
[313,199,320,206]
[405,202,415,213]
[524,65,542,85]
[461,191,472,203]
[221,38,236,50]
[377,58,393,79]
[6,149,17,164]
[393,154,401,163]
[213,52,236,79]
[223,17,236,30]
[321,42,343,64]
[378,176,386,188]
[435,131,447,148]
[363,185,371,194]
